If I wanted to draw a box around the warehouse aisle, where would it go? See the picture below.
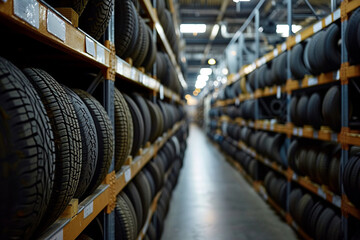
[161,125,298,240]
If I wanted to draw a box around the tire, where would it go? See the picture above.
[315,208,336,240]
[23,68,82,228]
[73,89,114,195]
[80,0,114,40]
[307,92,323,129]
[46,0,89,15]
[134,19,150,67]
[131,93,151,146]
[143,168,156,199]
[345,8,360,64]
[146,161,163,192]
[114,88,133,171]
[289,96,298,125]
[63,86,98,199]
[290,43,310,80]
[143,25,157,72]
[124,94,144,156]
[146,99,160,143]
[134,171,152,226]
[321,23,341,73]
[115,0,139,58]
[307,32,324,75]
[115,192,138,240]
[296,95,309,126]
[0,58,55,239]
[322,85,341,131]
[124,182,143,233]
[131,13,144,61]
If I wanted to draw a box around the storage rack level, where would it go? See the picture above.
[39,121,185,240]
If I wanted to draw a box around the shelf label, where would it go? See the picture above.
[264,158,270,165]
[332,195,341,208]
[298,128,303,136]
[313,21,322,33]
[293,128,298,135]
[325,15,332,26]
[14,0,39,29]
[83,201,94,219]
[131,69,137,81]
[49,230,63,240]
[313,131,318,139]
[333,9,340,21]
[273,49,278,57]
[96,44,106,64]
[281,43,286,52]
[270,123,274,131]
[125,168,131,183]
[317,188,326,199]
[308,77,318,86]
[276,86,281,99]
[116,58,123,75]
[250,93,254,99]
[335,70,340,80]
[331,133,338,142]
[295,34,301,43]
[235,98,240,106]
[47,10,66,42]
[85,37,95,56]
[159,85,164,100]
[248,121,254,128]
[292,173,297,180]
[139,74,144,84]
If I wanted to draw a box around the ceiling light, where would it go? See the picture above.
[210,24,220,40]
[231,50,237,56]
[222,68,229,75]
[200,68,212,75]
[233,0,250,2]
[221,77,227,84]
[214,81,219,87]
[276,24,302,37]
[197,75,209,81]
[208,58,216,65]
[180,24,206,33]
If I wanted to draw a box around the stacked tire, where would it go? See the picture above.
[0,57,114,239]
[289,188,341,240]
[115,124,188,240]
[264,171,287,209]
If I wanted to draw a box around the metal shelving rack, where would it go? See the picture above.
[0,0,186,239]
[210,1,360,239]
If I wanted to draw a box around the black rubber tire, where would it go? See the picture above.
[80,0,114,40]
[345,8,360,64]
[114,88,133,171]
[63,86,98,199]
[124,94,144,156]
[307,92,323,129]
[146,161,164,192]
[315,208,336,240]
[296,95,309,126]
[134,171,152,226]
[73,89,114,195]
[115,0,139,58]
[289,188,303,218]
[320,23,341,73]
[131,93,152,146]
[290,43,310,80]
[143,25,157,72]
[130,13,144,61]
[289,96,299,125]
[0,58,55,239]
[23,68,82,228]
[326,214,342,240]
[46,0,89,15]
[143,168,156,200]
[145,99,160,143]
[115,191,138,240]
[309,201,325,236]
[322,85,341,131]
[307,31,324,75]
[134,19,150,67]
[147,223,157,240]
[329,156,340,194]
[124,182,143,233]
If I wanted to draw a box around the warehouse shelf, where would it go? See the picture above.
[342,196,360,220]
[342,0,360,15]
[115,57,181,103]
[0,0,111,69]
[286,215,313,240]
[289,170,342,208]
[228,8,341,84]
[254,182,287,218]
[39,120,184,240]
[343,63,360,79]
[140,0,187,89]
[286,70,340,92]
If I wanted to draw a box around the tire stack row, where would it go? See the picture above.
[113,126,188,240]
[288,140,341,194]
[156,52,182,94]
[264,171,287,210]
[289,188,341,240]
[345,8,360,65]
[290,85,342,131]
[0,55,186,239]
[343,150,360,208]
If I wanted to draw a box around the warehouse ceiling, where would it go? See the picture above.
[175,0,338,95]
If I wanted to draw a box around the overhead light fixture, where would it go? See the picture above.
[208,58,216,65]
[180,24,206,33]
[200,68,212,75]
[210,24,220,40]
[276,24,302,37]
[231,50,237,56]
[197,74,209,81]
[222,68,229,75]
[233,0,250,2]
[214,81,219,87]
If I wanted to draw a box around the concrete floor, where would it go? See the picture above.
[161,125,298,240]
